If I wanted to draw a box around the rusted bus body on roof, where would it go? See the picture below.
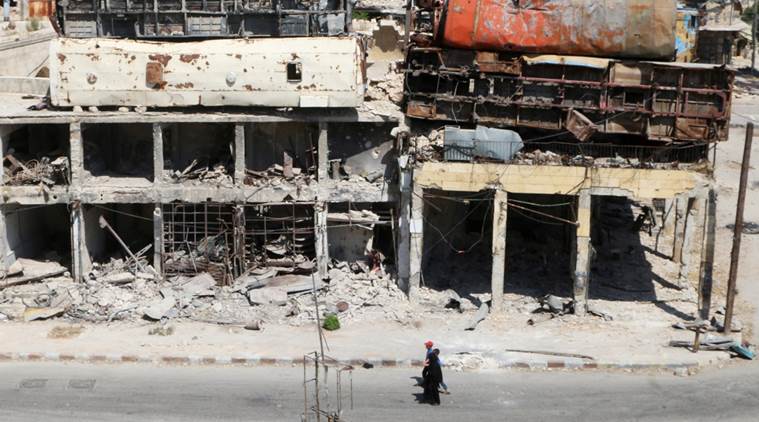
[50,37,366,108]
[403,48,734,144]
[424,0,677,60]
[58,0,351,38]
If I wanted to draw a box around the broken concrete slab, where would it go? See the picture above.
[248,288,288,306]
[23,306,67,322]
[465,303,489,331]
[100,272,136,285]
[180,272,216,297]
[144,297,176,320]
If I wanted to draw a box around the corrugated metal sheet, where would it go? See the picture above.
[434,0,677,60]
[49,37,366,108]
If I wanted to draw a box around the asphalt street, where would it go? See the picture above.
[1,362,758,421]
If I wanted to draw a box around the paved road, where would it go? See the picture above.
[1,362,759,421]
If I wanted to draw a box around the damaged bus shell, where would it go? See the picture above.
[432,0,677,60]
[404,49,733,144]
[57,0,352,38]
[50,37,366,108]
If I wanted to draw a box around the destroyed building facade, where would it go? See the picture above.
[0,0,734,324]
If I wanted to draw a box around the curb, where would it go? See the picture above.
[0,351,700,372]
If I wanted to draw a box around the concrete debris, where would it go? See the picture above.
[3,153,68,186]
[245,164,312,187]
[144,297,176,320]
[148,325,175,336]
[170,159,232,186]
[244,320,264,331]
[248,287,288,306]
[465,303,489,331]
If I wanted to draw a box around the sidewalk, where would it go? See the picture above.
[0,310,735,372]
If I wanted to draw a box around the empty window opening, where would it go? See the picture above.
[589,196,683,306]
[327,202,395,270]
[287,62,302,82]
[84,204,154,270]
[244,122,317,185]
[162,123,234,186]
[327,122,396,183]
[3,124,70,186]
[421,190,494,299]
[82,123,153,185]
[1,204,71,278]
[504,193,575,299]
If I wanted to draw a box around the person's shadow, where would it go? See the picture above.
[410,376,428,404]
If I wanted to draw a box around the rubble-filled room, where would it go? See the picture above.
[162,123,234,186]
[83,203,155,278]
[162,202,235,285]
[327,202,395,271]
[244,122,317,187]
[1,204,71,282]
[2,124,70,186]
[241,202,315,277]
[82,123,153,185]
[327,122,396,185]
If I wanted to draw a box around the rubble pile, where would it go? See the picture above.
[366,67,403,104]
[169,159,233,186]
[3,153,68,186]
[244,163,314,187]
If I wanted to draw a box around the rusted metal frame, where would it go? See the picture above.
[409,91,726,123]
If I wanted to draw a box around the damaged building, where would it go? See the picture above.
[0,0,735,328]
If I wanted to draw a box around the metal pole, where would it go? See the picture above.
[724,123,754,333]
[753,0,758,71]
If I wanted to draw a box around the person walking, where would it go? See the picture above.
[423,349,443,405]
[421,340,434,384]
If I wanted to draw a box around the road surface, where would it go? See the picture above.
[1,362,758,421]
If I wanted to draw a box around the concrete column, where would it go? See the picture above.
[0,208,8,271]
[408,183,424,301]
[69,122,84,188]
[20,0,28,21]
[234,123,246,185]
[397,157,412,293]
[152,123,164,185]
[679,195,705,287]
[314,201,329,279]
[660,198,676,256]
[697,189,716,320]
[153,204,163,277]
[572,190,592,316]
[491,190,508,313]
[672,197,688,263]
[70,201,91,281]
[317,122,329,182]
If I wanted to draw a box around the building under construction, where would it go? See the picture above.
[0,0,731,322]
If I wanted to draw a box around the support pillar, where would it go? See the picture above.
[153,204,163,277]
[69,122,84,188]
[152,123,164,185]
[314,202,329,280]
[232,204,246,278]
[408,183,424,301]
[70,201,91,281]
[317,122,329,182]
[234,123,246,185]
[679,195,705,287]
[397,157,412,294]
[698,189,716,321]
[572,190,592,316]
[491,190,508,313]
